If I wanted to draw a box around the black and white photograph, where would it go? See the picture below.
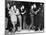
[5,0,44,35]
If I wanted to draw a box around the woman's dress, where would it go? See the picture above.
[9,10,17,24]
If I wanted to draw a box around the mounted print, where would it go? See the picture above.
[5,0,44,35]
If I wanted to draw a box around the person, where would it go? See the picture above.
[29,4,41,30]
[13,5,22,31]
[29,4,37,29]
[20,5,26,29]
[9,6,17,32]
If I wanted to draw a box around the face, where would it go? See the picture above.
[21,5,24,11]
[7,3,10,8]
[31,4,36,9]
[13,5,16,10]
[33,4,36,9]
[22,5,24,9]
[11,6,13,11]
[31,5,34,9]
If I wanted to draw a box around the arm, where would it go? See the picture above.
[34,8,41,15]
[7,7,10,11]
[14,9,20,15]
[8,10,12,16]
[21,10,26,15]
[31,8,41,15]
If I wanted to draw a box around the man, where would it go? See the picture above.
[29,4,37,30]
[30,4,41,30]
[6,3,13,32]
[20,5,26,29]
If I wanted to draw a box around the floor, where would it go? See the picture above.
[5,30,43,35]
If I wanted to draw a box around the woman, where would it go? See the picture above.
[13,5,22,31]
[9,6,17,32]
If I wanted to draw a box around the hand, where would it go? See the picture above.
[35,12,37,15]
[35,8,41,15]
[21,10,26,15]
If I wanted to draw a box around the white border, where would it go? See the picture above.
[0,0,46,35]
